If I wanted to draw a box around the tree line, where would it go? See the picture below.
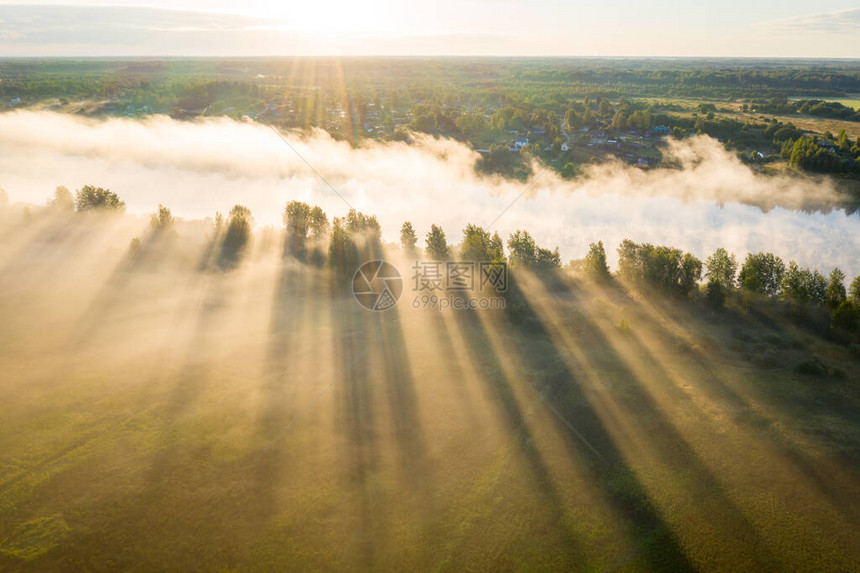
[31,184,860,332]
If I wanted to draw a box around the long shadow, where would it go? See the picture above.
[368,308,430,483]
[424,309,482,434]
[143,274,232,486]
[523,271,783,570]
[627,288,860,526]
[73,231,181,345]
[250,260,311,520]
[448,302,589,568]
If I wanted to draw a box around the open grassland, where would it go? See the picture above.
[0,214,858,571]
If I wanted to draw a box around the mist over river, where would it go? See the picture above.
[2,111,859,276]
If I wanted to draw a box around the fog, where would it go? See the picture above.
[2,111,859,572]
[1,110,859,276]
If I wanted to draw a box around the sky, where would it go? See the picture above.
[0,1,858,57]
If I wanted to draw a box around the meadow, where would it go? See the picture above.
[0,209,857,571]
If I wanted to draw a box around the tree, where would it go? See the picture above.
[809,270,827,304]
[284,201,329,261]
[507,230,536,267]
[309,206,329,240]
[850,276,860,304]
[739,252,785,296]
[782,261,811,301]
[561,162,577,179]
[461,224,495,262]
[617,239,701,294]
[284,200,311,259]
[507,230,559,269]
[831,300,859,332]
[400,221,418,254]
[535,246,561,269]
[680,253,703,295]
[75,185,125,212]
[489,232,505,264]
[150,204,175,233]
[825,268,847,309]
[425,224,449,260]
[345,209,380,237]
[617,239,643,283]
[585,241,610,279]
[50,186,75,211]
[705,248,737,289]
[837,129,851,151]
[328,217,354,272]
[781,261,827,303]
[219,205,252,267]
[705,278,726,308]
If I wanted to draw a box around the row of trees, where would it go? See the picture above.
[32,186,860,330]
[48,185,126,212]
[282,200,561,270]
[780,135,860,175]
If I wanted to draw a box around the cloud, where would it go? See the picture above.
[753,8,860,34]
[0,5,305,54]
[0,110,858,276]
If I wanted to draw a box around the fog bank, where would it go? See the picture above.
[1,110,859,276]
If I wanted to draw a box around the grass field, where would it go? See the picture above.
[0,213,858,571]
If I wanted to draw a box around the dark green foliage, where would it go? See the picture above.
[507,230,560,269]
[781,261,827,303]
[219,205,252,268]
[825,268,847,309]
[327,217,354,276]
[460,224,505,263]
[617,239,701,295]
[851,276,860,304]
[585,241,611,279]
[705,248,737,289]
[680,253,704,295]
[706,278,726,308]
[781,136,857,175]
[425,224,450,260]
[560,162,577,179]
[831,300,859,332]
[476,144,532,180]
[328,209,382,279]
[74,185,125,212]
[739,252,785,296]
[284,201,328,261]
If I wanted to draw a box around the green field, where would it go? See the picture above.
[1,212,858,571]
